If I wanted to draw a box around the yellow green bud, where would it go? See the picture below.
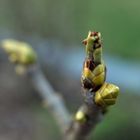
[95,82,119,107]
[1,39,37,65]
[75,111,87,123]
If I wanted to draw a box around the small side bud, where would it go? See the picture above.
[95,82,120,107]
[75,111,87,123]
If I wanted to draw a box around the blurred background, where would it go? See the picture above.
[0,0,140,139]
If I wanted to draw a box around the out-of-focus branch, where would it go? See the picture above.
[27,65,71,132]
[1,39,71,133]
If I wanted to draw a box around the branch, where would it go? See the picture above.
[64,31,119,140]
[1,39,71,133]
[65,97,103,140]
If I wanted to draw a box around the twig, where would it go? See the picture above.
[65,102,103,140]
[64,31,119,140]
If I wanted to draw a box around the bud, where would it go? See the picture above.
[1,39,37,65]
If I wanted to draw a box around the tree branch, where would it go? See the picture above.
[65,103,103,140]
[64,31,119,140]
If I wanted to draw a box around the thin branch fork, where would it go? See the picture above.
[26,65,104,140]
[65,103,103,140]
[1,37,119,140]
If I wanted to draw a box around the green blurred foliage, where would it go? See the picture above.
[0,0,140,59]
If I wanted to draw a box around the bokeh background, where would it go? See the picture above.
[0,0,140,140]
